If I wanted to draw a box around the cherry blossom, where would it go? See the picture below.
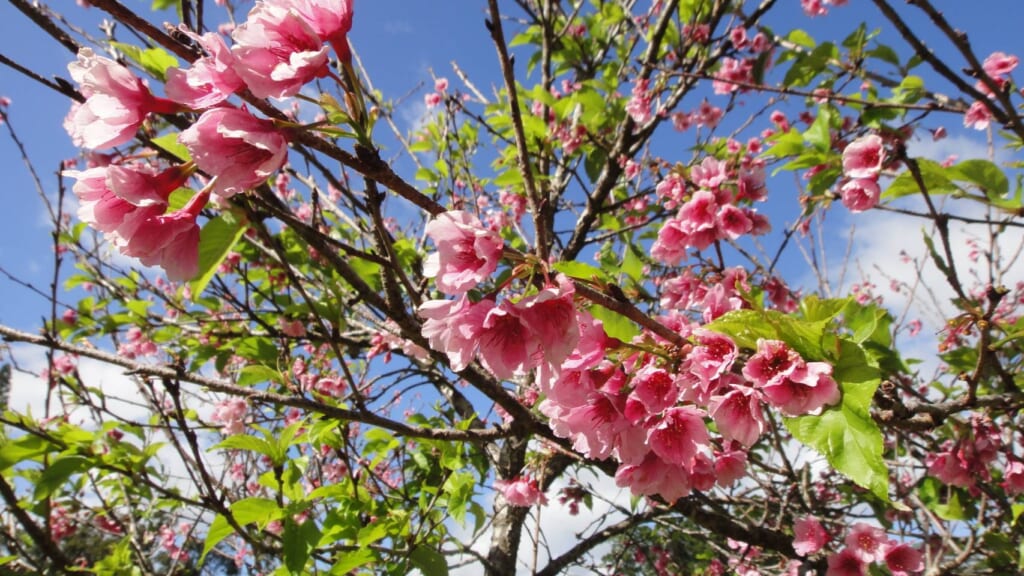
[180,107,289,197]
[840,178,881,213]
[423,210,504,295]
[230,1,330,99]
[792,516,829,556]
[166,32,244,109]
[65,48,179,149]
[841,135,884,179]
[494,476,547,507]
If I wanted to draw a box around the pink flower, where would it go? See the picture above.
[761,360,841,417]
[280,0,355,61]
[514,274,579,369]
[119,190,208,281]
[211,397,248,435]
[712,58,753,94]
[476,300,532,379]
[883,543,923,576]
[840,178,881,213]
[494,476,547,507]
[424,92,442,108]
[685,330,737,385]
[230,2,330,99]
[66,166,167,238]
[713,447,747,486]
[166,32,244,109]
[628,364,681,416]
[708,386,765,447]
[423,210,504,295]
[964,101,992,130]
[418,296,486,372]
[845,523,888,563]
[826,548,865,576]
[65,48,178,149]
[615,452,692,502]
[983,52,1019,78]
[742,339,803,388]
[646,406,708,467]
[793,516,829,556]
[1003,460,1024,495]
[180,107,289,197]
[841,135,884,179]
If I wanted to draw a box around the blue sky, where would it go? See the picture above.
[0,0,1019,334]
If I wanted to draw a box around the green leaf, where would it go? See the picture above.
[918,477,969,520]
[620,244,644,282]
[230,497,281,527]
[110,42,179,81]
[552,261,609,282]
[803,106,833,152]
[190,211,248,297]
[238,365,283,387]
[211,435,275,459]
[150,133,191,162]
[884,159,957,199]
[330,548,376,574]
[784,339,888,501]
[589,304,639,342]
[201,514,232,562]
[891,75,925,105]
[950,159,1011,202]
[0,434,51,470]
[34,455,90,499]
[410,545,449,576]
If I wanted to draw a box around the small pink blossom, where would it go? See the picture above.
[884,542,923,576]
[841,135,884,179]
[983,52,1019,79]
[845,523,888,563]
[418,296,486,372]
[211,397,248,435]
[180,107,289,197]
[826,548,866,576]
[231,2,330,99]
[1003,460,1024,495]
[494,475,547,507]
[840,178,881,213]
[742,339,803,388]
[166,32,244,109]
[476,300,532,380]
[793,516,829,556]
[423,210,504,295]
[628,364,680,415]
[964,101,992,130]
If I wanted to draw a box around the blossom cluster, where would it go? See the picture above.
[651,155,770,265]
[418,209,840,502]
[64,0,353,280]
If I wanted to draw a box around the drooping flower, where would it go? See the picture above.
[742,339,804,388]
[166,32,245,109]
[840,178,881,213]
[418,296,486,372]
[118,189,209,281]
[514,274,580,370]
[476,300,532,380]
[179,107,289,197]
[230,1,330,99]
[628,364,681,416]
[423,210,504,295]
[964,100,993,130]
[793,516,829,557]
[65,48,178,149]
[841,135,884,179]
